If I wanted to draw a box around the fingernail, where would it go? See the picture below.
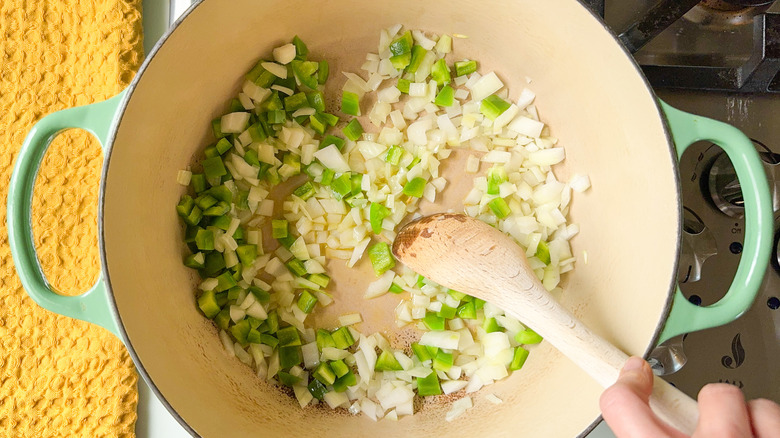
[622,356,646,373]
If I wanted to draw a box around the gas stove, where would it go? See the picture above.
[597,0,780,403]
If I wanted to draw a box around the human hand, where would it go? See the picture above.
[600,356,780,437]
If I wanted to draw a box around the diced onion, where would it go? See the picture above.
[261,61,288,78]
[221,112,250,134]
[419,330,460,350]
[314,145,351,173]
[177,170,192,186]
[339,313,363,326]
[273,43,296,64]
[445,396,473,422]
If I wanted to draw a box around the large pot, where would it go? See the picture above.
[7,0,774,436]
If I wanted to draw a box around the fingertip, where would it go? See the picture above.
[600,376,674,438]
[747,398,780,438]
[696,383,751,437]
[698,382,744,401]
[622,356,647,373]
[614,357,653,399]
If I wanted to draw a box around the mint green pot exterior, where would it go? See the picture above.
[6,90,127,338]
[6,92,772,346]
[657,102,773,342]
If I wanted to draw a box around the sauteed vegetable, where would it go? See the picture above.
[175,26,588,421]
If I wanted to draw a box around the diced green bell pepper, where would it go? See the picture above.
[402,177,426,198]
[535,241,551,265]
[515,329,543,345]
[455,60,478,77]
[488,197,511,219]
[437,304,457,320]
[320,134,345,150]
[307,378,328,400]
[416,370,442,396]
[293,181,316,201]
[297,290,318,313]
[316,329,336,351]
[177,195,195,218]
[202,156,227,180]
[487,166,508,195]
[368,242,395,277]
[277,326,302,347]
[389,282,404,294]
[230,319,251,344]
[456,301,477,320]
[411,342,432,362]
[215,309,230,330]
[198,290,221,319]
[483,317,501,333]
[317,60,329,84]
[246,328,263,344]
[215,137,232,155]
[292,35,308,59]
[266,310,279,334]
[190,173,207,193]
[431,58,451,85]
[261,334,279,348]
[435,85,455,107]
[278,371,301,387]
[332,370,357,392]
[307,273,330,288]
[397,78,411,94]
[341,91,360,116]
[423,312,445,331]
[236,244,257,266]
[510,347,530,370]
[249,286,270,303]
[406,45,427,73]
[184,252,205,269]
[331,326,355,349]
[389,31,413,56]
[313,362,336,385]
[389,52,411,70]
[374,350,403,371]
[279,345,303,369]
[286,259,307,277]
[433,350,453,372]
[306,91,326,112]
[369,202,391,234]
[195,229,214,251]
[330,360,349,378]
[342,119,364,141]
[215,271,237,292]
[211,118,225,139]
[480,95,511,120]
[284,92,309,112]
[271,219,288,239]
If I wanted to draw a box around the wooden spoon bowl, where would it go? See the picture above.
[393,213,699,434]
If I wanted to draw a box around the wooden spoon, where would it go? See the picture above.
[392,213,698,434]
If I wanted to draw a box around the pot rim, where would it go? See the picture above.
[97,1,681,436]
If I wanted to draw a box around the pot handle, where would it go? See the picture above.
[658,101,773,343]
[6,90,128,338]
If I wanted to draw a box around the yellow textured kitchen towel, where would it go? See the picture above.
[0,1,143,437]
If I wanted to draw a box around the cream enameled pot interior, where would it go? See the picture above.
[102,0,679,436]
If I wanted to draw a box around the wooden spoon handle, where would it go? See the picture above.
[501,298,698,435]
[649,374,700,434]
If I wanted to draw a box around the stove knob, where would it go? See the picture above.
[708,152,745,217]
[707,149,779,217]
[773,215,780,272]
[678,208,717,283]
